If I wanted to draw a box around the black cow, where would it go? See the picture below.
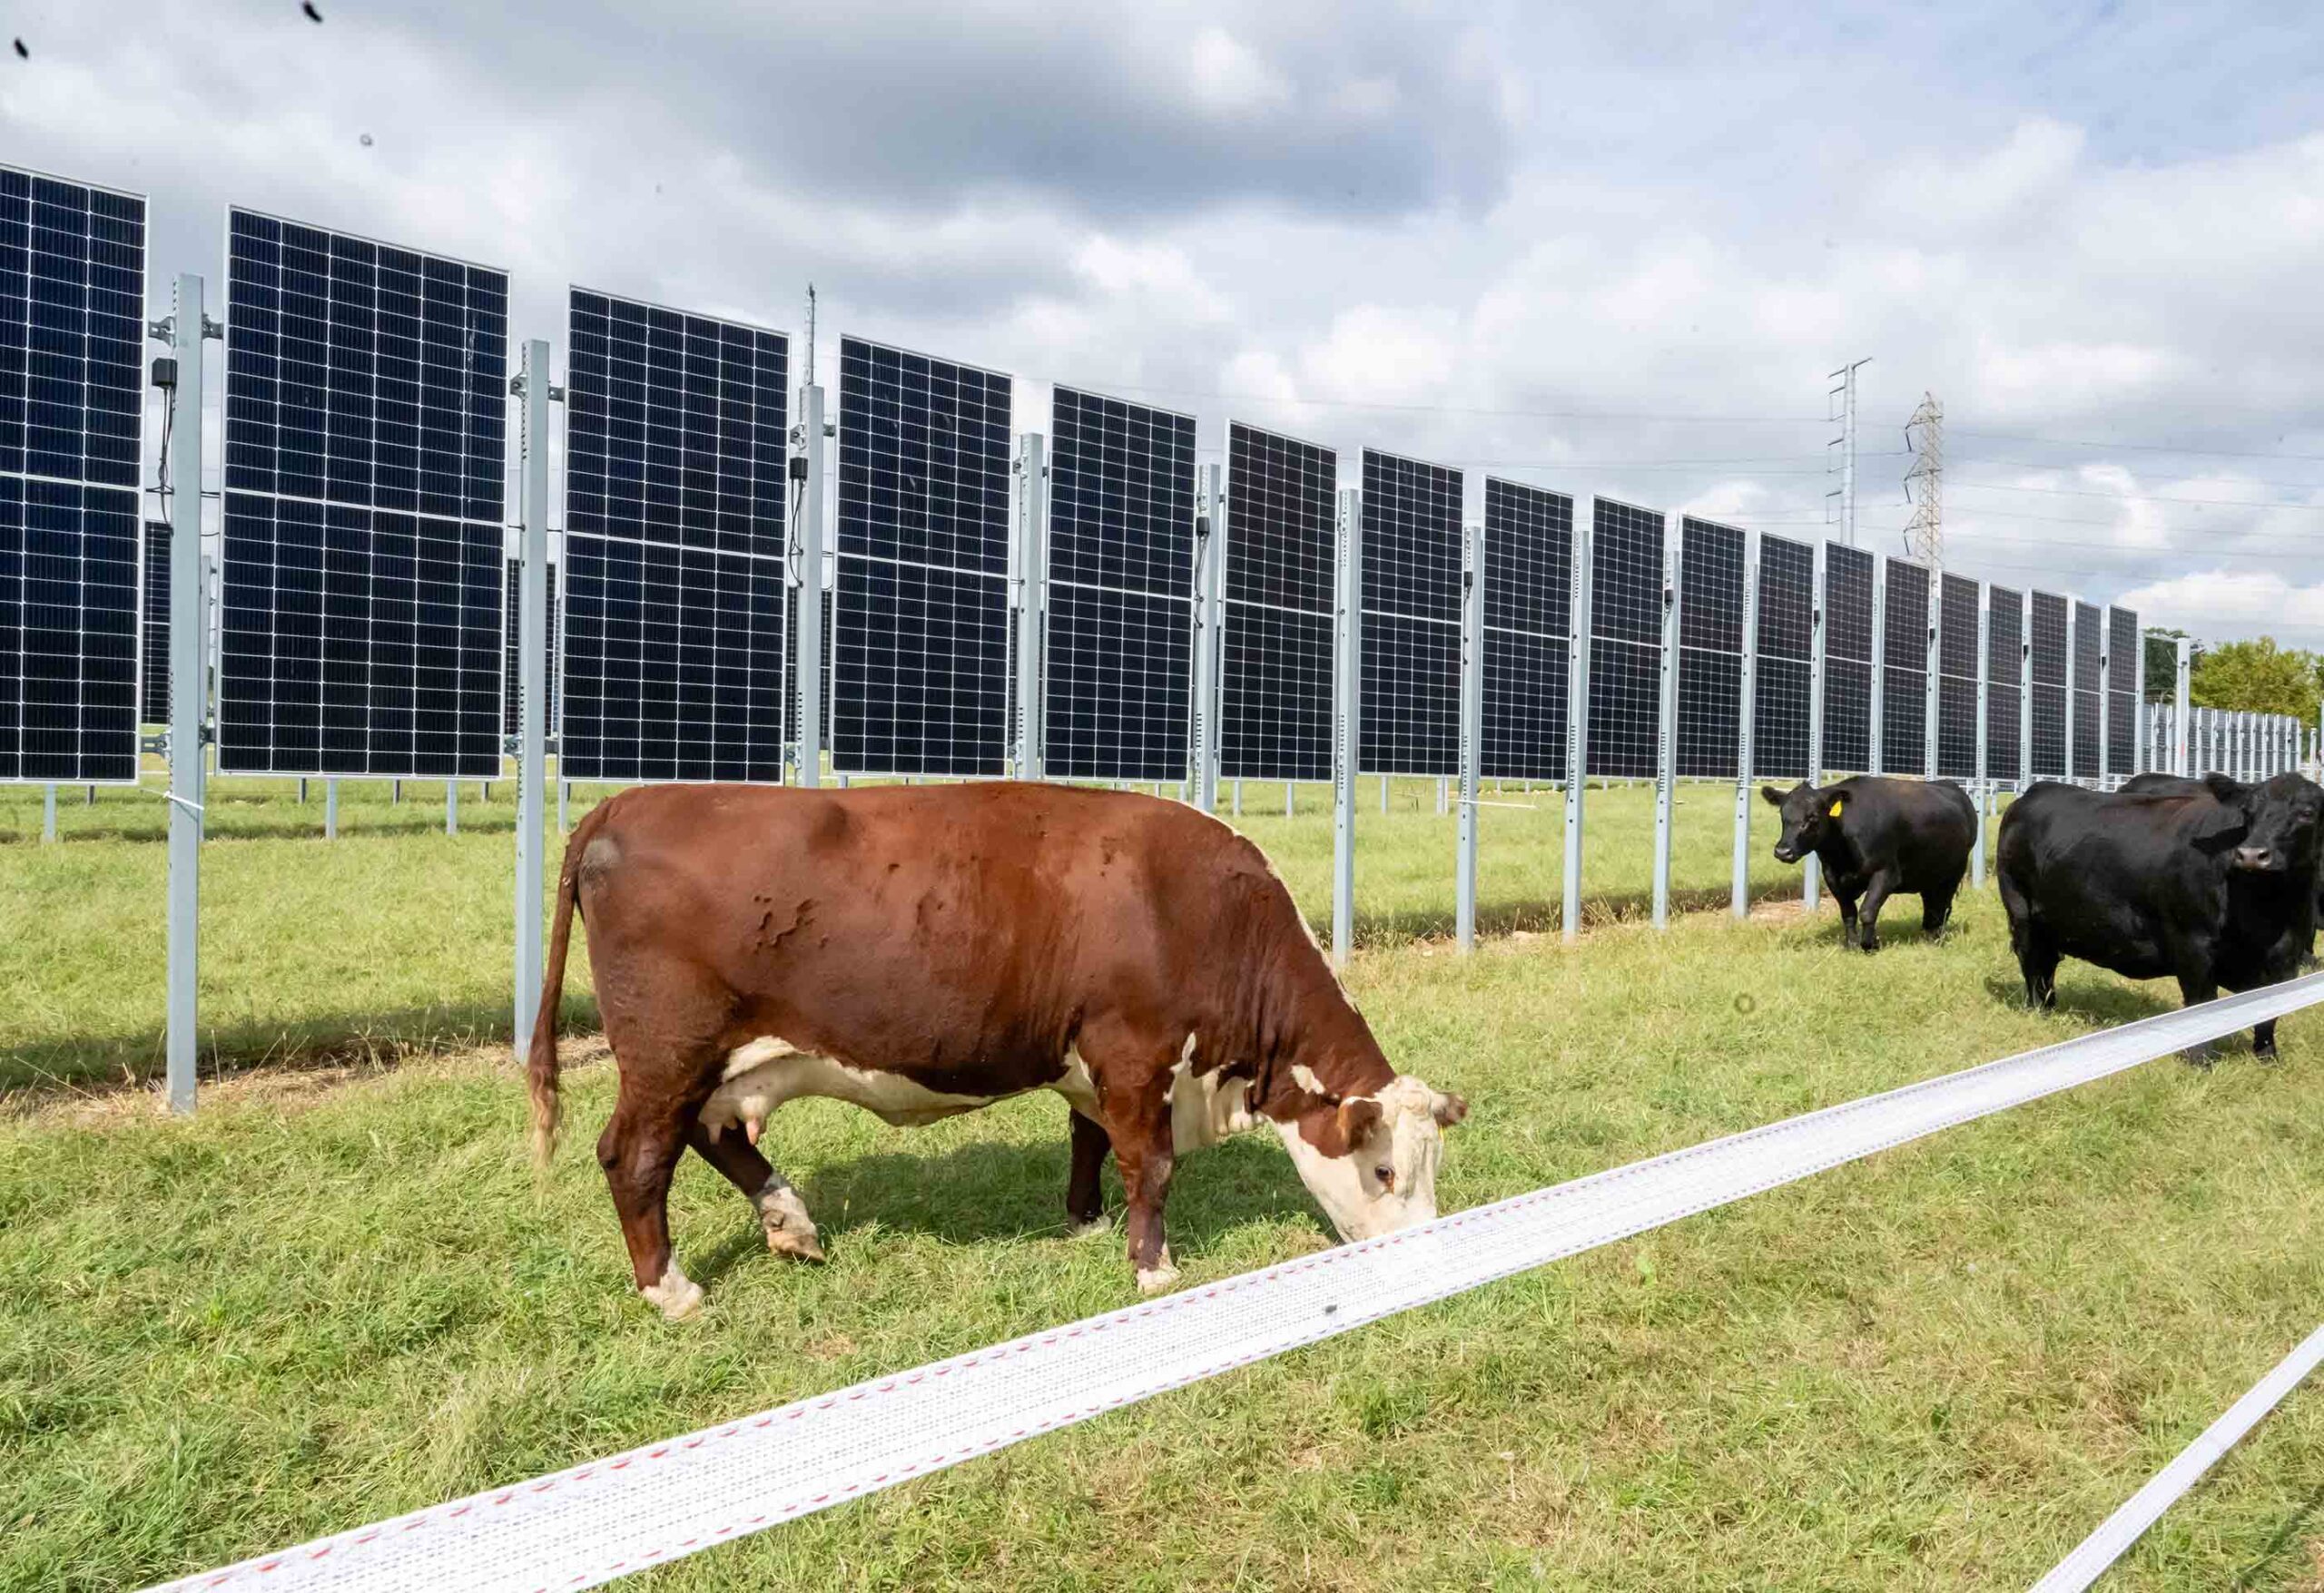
[1995,773,2322,1059]
[2122,772,2324,957]
[1759,776,1977,950]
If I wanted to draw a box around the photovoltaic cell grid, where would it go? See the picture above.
[1358,448,1462,777]
[141,519,169,724]
[1220,422,1336,782]
[2072,599,2102,782]
[1480,477,1570,782]
[1042,386,1196,781]
[2029,590,2068,778]
[1881,557,1929,777]
[559,290,789,782]
[1675,516,1744,779]
[501,556,558,740]
[1936,572,1979,779]
[833,336,1012,776]
[1751,533,1814,781]
[1822,544,1874,773]
[218,208,507,777]
[0,166,144,782]
[1983,591,2020,783]
[1587,497,1664,780]
[2107,607,2139,776]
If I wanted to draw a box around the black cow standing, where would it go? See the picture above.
[2122,771,2324,959]
[1760,776,1977,950]
[1995,772,2322,1060]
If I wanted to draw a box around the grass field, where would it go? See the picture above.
[4,776,2322,1590]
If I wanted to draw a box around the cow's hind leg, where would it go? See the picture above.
[687,1120,825,1262]
[1922,878,1960,938]
[1081,1018,1182,1293]
[598,1087,705,1320]
[1065,1107,1114,1238]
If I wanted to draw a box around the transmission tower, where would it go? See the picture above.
[1827,359,1869,546]
[1904,391,1943,566]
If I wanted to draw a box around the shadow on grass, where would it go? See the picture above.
[1351,878,1814,945]
[2230,1478,2324,1589]
[1975,973,2180,1028]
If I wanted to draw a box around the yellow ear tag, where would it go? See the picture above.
[1827,800,1844,818]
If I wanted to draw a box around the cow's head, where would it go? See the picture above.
[1275,1074,1467,1243]
[1761,782,1843,865]
[2211,772,2324,875]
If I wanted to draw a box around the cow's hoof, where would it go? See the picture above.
[1065,1213,1114,1240]
[768,1225,827,1264]
[1135,1263,1180,1295]
[2253,1045,2280,1065]
[2181,1046,2218,1069]
[642,1268,705,1322]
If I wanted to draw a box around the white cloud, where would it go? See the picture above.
[1186,27,1293,116]
[2116,571,2324,648]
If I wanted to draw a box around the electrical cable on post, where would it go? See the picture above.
[512,340,555,1055]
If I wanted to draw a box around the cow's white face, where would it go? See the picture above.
[1276,1075,1466,1243]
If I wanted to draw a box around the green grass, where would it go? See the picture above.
[4,777,2321,1590]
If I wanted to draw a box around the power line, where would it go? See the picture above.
[1951,480,2324,513]
[1951,428,2324,463]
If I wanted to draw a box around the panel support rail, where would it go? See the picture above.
[152,971,2324,1593]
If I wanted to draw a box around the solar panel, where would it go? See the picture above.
[217,207,507,777]
[1751,533,1814,781]
[1676,516,1745,779]
[1822,544,1874,774]
[832,336,1011,775]
[1880,557,1929,777]
[1357,448,1462,777]
[1935,572,1979,779]
[2028,590,2068,779]
[1042,386,1196,782]
[0,166,146,783]
[502,554,558,740]
[1481,478,1571,782]
[2072,599,2102,782]
[2107,607,2139,775]
[1586,497,1663,779]
[1220,421,1336,782]
[557,289,789,782]
[141,519,170,724]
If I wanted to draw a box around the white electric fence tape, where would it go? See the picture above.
[153,971,2324,1593]
[2030,1323,2324,1593]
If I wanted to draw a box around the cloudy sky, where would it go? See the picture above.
[10,0,2324,643]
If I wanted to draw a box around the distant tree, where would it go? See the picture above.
[2189,636,2320,723]
[2142,627,2198,702]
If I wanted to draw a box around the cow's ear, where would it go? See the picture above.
[1827,795,1846,820]
[1760,784,1787,807]
[1309,1096,1384,1157]
[1432,1090,1469,1128]
[2191,802,2251,853]
[2203,772,2247,803]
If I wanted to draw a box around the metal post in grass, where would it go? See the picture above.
[1651,511,1679,931]
[2099,607,2114,789]
[1189,463,1223,811]
[1331,487,1362,967]
[513,339,556,1056]
[1923,575,1939,782]
[1379,774,1388,815]
[1436,776,1447,816]
[1456,520,1483,951]
[2133,628,2149,774]
[2019,591,2034,791]
[1803,539,1825,911]
[42,785,55,841]
[793,381,828,789]
[1562,503,1594,942]
[161,271,216,1116]
[557,779,568,834]
[1731,531,1759,919]
[1011,430,1048,782]
[1972,583,1991,886]
[324,779,338,838]
[446,781,458,836]
[1868,556,1886,776]
[1233,779,1241,815]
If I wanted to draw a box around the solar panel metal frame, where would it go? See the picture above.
[141,518,170,726]
[1040,384,1197,782]
[2028,589,2068,779]
[831,333,1013,777]
[2070,598,2102,782]
[215,204,509,779]
[557,287,792,784]
[2106,606,2139,779]
[1751,533,1815,782]
[1676,516,1746,780]
[1936,571,1980,780]
[1219,419,1338,783]
[1357,447,1463,778]
[1821,544,1874,775]
[0,164,148,785]
[1585,497,1664,781]
[1480,477,1571,783]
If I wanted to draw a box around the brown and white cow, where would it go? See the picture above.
[528,782,1467,1319]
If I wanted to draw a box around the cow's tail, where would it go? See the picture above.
[528,804,596,1169]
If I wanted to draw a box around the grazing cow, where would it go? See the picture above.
[1759,776,1976,949]
[528,782,1468,1319]
[1995,773,2323,1059]
[2122,772,2324,954]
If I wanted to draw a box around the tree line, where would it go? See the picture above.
[2143,630,2320,723]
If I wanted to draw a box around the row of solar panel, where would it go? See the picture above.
[0,162,2193,797]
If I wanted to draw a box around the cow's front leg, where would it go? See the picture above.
[1101,1087,1177,1293]
[688,1118,824,1263]
[2174,964,2221,1067]
[1830,884,1860,948]
[1856,872,1896,951]
[1065,1107,1114,1237]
